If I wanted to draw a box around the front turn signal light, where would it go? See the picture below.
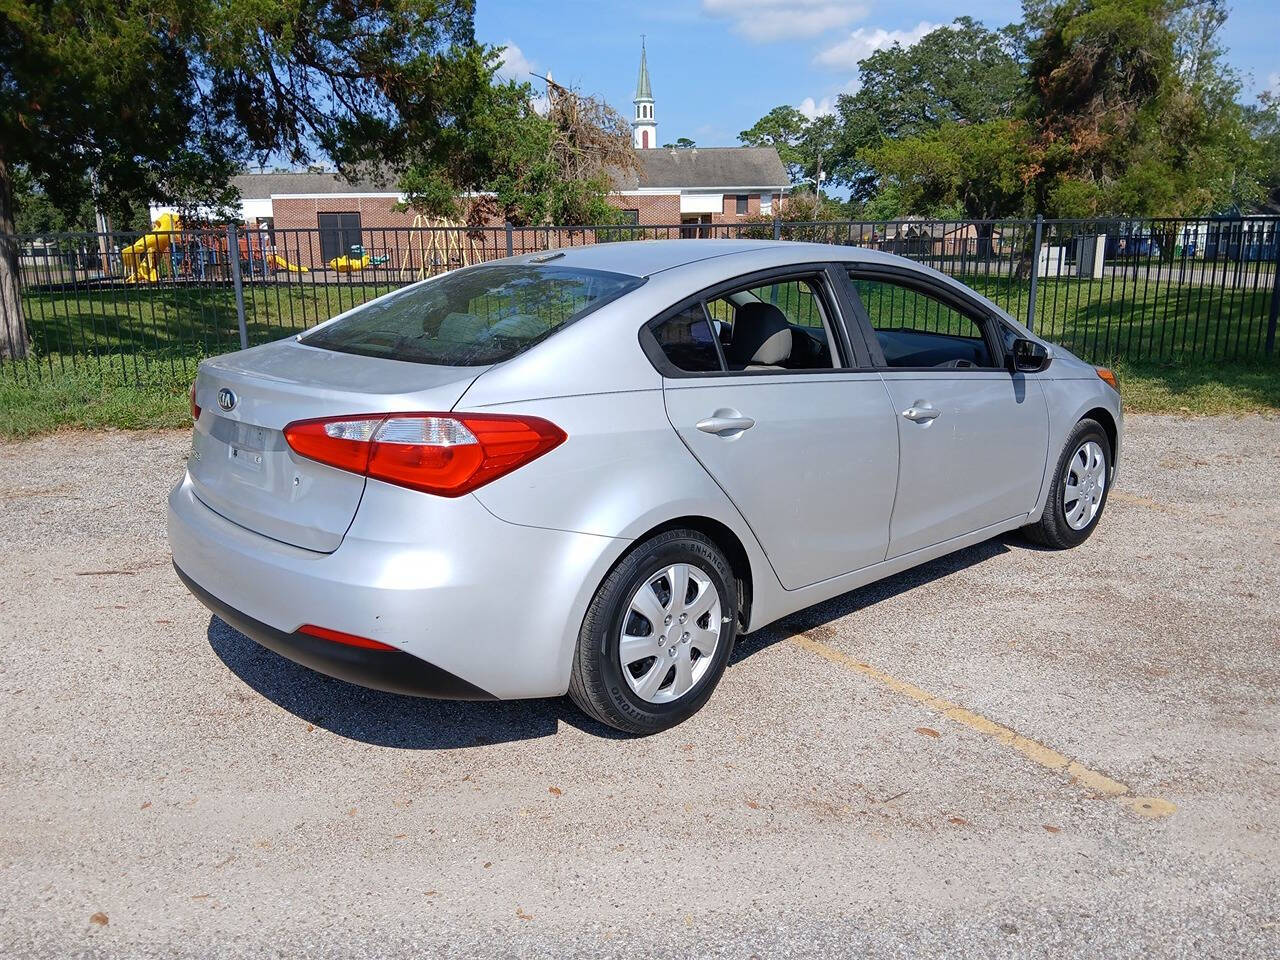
[1096,367,1119,393]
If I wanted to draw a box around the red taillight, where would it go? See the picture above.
[298,623,398,651]
[282,413,566,497]
[190,381,200,421]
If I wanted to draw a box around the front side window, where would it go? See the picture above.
[302,265,641,366]
[850,275,996,369]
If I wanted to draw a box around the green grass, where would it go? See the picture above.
[21,281,396,359]
[3,271,1277,438]
[0,361,193,439]
[1111,358,1280,416]
[17,270,1277,366]
[2,354,1274,441]
[867,273,1276,365]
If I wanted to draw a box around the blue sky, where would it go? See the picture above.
[476,0,1279,147]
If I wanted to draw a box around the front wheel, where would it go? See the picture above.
[568,529,738,735]
[1023,418,1113,549]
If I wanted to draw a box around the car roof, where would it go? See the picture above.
[504,238,915,279]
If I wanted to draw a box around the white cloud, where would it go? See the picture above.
[495,41,536,83]
[814,21,938,70]
[495,41,549,114]
[702,0,869,42]
[1266,72,1280,96]
[797,96,834,119]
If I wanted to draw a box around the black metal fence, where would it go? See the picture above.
[3,215,1277,385]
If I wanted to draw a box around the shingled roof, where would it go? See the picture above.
[618,147,789,190]
[231,146,789,198]
[230,171,397,199]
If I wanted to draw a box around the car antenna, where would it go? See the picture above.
[529,251,566,263]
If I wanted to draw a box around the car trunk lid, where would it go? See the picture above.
[189,339,483,552]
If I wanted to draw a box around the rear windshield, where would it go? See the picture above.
[300,264,642,366]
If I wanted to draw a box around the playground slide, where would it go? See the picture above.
[326,252,390,272]
[267,253,308,273]
[122,213,181,283]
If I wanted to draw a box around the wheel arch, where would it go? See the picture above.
[1081,406,1118,465]
[634,516,754,631]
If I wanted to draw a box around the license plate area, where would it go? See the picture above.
[225,420,270,472]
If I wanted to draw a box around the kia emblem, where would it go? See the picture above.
[217,388,237,412]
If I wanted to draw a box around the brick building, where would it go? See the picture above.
[152,43,789,259]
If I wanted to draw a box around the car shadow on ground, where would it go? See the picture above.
[731,536,1013,665]
[206,617,629,749]
[209,534,1020,748]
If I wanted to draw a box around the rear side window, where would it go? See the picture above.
[302,265,642,366]
[651,305,722,372]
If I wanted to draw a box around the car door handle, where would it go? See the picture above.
[696,415,756,435]
[901,405,941,423]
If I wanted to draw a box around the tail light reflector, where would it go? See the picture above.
[298,623,398,651]
[283,413,566,497]
[190,381,201,421]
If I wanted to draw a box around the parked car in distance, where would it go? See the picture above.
[169,240,1122,734]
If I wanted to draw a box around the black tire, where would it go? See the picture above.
[1023,418,1113,549]
[568,529,738,735]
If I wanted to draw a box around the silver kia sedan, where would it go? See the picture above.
[169,240,1121,734]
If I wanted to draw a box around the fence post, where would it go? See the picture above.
[772,215,782,241]
[505,222,514,258]
[1026,213,1043,333]
[1267,221,1280,357]
[226,223,249,350]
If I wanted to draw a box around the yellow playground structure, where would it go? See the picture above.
[119,215,311,282]
[326,247,390,273]
[121,213,181,283]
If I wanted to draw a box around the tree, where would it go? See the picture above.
[831,17,1025,199]
[0,0,488,360]
[866,119,1032,250]
[662,138,697,149]
[1247,93,1280,211]
[400,73,638,226]
[1022,0,1261,219]
[738,106,812,182]
[738,105,837,187]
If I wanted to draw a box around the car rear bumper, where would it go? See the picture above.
[167,472,628,699]
[174,563,494,699]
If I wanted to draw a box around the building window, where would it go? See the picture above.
[620,209,640,224]
[735,195,748,216]
[642,130,649,149]
[760,193,773,215]
[318,212,362,263]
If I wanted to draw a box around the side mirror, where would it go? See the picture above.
[1009,338,1051,373]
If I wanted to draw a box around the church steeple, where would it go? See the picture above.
[632,38,656,149]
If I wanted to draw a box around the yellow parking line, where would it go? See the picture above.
[789,630,1175,819]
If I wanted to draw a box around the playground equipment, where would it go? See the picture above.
[118,218,312,282]
[398,215,481,280]
[121,213,181,283]
[327,245,389,272]
[267,253,308,273]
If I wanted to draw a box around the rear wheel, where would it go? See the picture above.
[1023,418,1112,549]
[569,529,738,735]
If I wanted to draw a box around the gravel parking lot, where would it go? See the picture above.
[1,414,1277,958]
